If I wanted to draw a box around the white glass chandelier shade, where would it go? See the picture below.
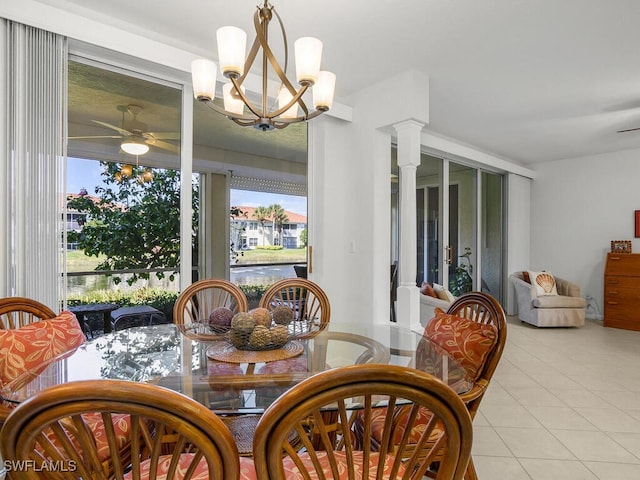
[294,37,323,85]
[191,59,218,101]
[217,26,247,78]
[223,82,246,115]
[277,87,299,119]
[120,138,149,156]
[313,71,336,110]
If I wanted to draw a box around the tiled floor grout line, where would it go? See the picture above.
[472,316,640,479]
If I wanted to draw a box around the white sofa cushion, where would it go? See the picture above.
[533,295,586,309]
[419,293,453,327]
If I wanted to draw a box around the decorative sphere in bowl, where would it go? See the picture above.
[250,307,272,327]
[208,307,234,328]
[271,325,289,346]
[249,325,272,349]
[272,305,295,325]
[227,311,292,351]
[231,312,256,334]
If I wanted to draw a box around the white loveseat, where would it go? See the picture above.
[419,294,452,327]
[509,272,586,327]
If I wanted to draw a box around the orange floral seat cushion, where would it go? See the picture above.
[239,451,405,480]
[424,307,497,381]
[363,405,441,445]
[361,309,497,446]
[124,453,255,480]
[0,311,86,386]
[39,413,132,464]
[81,413,132,462]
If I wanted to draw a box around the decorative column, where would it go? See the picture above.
[394,120,424,327]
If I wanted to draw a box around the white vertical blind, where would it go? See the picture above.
[2,20,66,310]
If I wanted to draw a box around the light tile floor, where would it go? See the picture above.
[473,316,640,480]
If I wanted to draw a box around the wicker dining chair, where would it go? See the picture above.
[173,278,249,327]
[357,291,507,480]
[444,292,507,422]
[250,364,473,480]
[0,379,244,480]
[0,296,56,329]
[258,278,330,339]
[226,330,392,458]
[0,297,59,427]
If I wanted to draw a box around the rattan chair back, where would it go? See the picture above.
[0,379,240,480]
[438,291,507,480]
[258,278,330,339]
[445,291,507,419]
[0,296,56,329]
[252,364,473,480]
[173,278,249,326]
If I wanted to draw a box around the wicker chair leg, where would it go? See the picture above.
[464,457,479,480]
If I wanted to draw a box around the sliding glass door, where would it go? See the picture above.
[393,150,505,303]
[480,172,503,299]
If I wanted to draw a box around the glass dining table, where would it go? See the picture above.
[0,321,474,415]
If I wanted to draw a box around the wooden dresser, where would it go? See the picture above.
[604,253,640,331]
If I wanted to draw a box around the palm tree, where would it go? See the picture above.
[252,206,271,246]
[269,204,289,246]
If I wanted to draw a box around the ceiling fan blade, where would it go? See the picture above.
[144,131,181,140]
[92,120,132,136]
[616,127,640,133]
[147,138,180,154]
[69,135,122,139]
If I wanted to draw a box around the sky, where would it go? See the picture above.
[67,157,307,215]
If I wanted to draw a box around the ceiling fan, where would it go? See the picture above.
[69,104,180,155]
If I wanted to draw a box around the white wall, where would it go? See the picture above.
[530,147,640,319]
[506,174,532,314]
[308,106,391,327]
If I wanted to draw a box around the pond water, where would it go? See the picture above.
[67,265,301,296]
[230,265,298,286]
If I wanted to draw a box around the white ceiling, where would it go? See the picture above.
[16,0,640,165]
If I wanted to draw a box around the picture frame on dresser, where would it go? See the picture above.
[611,240,632,253]
[635,210,640,238]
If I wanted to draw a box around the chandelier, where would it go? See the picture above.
[191,0,336,131]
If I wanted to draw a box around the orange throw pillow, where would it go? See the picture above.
[0,311,86,386]
[424,308,497,381]
[420,281,437,298]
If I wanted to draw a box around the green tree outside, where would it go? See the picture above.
[252,205,271,247]
[67,162,198,285]
[269,204,289,245]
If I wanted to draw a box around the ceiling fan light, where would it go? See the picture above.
[217,26,247,78]
[294,37,323,85]
[223,82,246,115]
[313,71,336,111]
[191,59,218,101]
[277,87,299,119]
[121,138,149,156]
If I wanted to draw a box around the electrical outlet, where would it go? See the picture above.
[584,294,600,318]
